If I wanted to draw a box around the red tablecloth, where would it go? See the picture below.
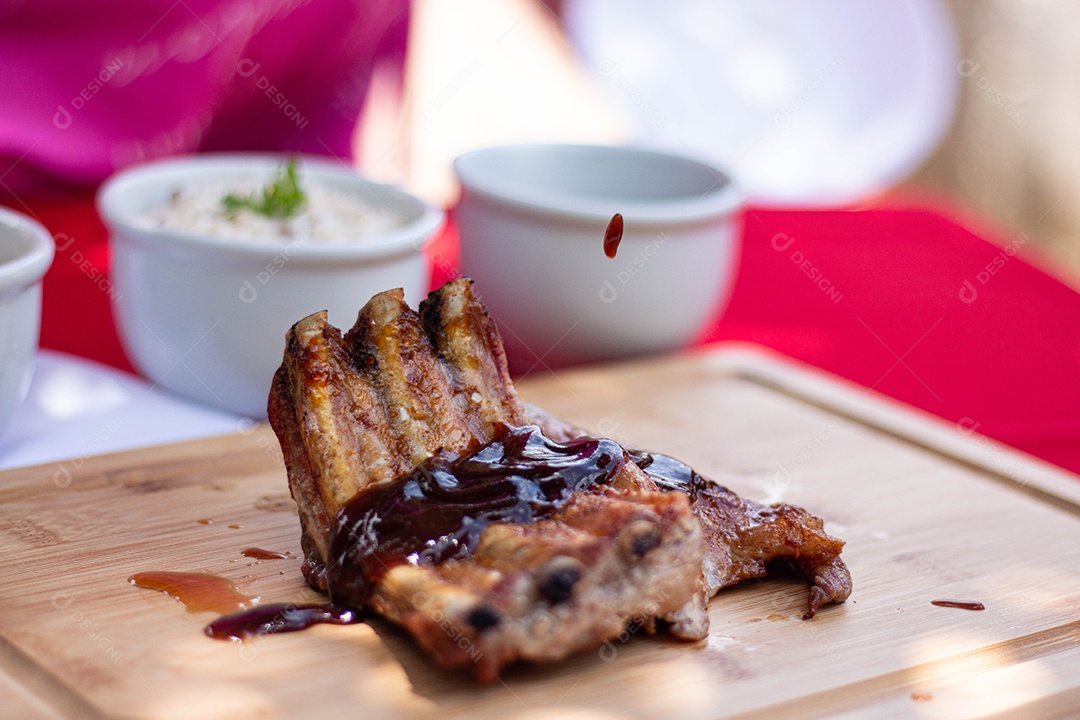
[13,193,1080,476]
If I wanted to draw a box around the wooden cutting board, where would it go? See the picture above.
[1,346,1079,720]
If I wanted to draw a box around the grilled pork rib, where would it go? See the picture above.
[526,402,851,619]
[268,279,850,679]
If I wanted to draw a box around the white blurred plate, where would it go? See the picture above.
[566,0,959,205]
[0,351,244,472]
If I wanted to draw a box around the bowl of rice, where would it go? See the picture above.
[98,153,443,418]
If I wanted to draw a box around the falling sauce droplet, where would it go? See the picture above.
[603,213,623,259]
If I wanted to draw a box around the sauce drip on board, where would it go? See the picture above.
[326,424,625,606]
[931,599,985,611]
[205,603,359,641]
[241,547,292,560]
[129,571,257,614]
[603,213,624,259]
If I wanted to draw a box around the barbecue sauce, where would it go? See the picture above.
[603,213,624,258]
[129,571,257,614]
[325,424,625,606]
[630,450,707,497]
[205,602,359,641]
[931,599,985,611]
[241,547,292,560]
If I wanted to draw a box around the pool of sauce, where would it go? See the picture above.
[205,602,359,641]
[129,571,257,614]
[325,424,625,606]
[241,547,293,560]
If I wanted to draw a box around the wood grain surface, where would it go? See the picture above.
[1,346,1078,720]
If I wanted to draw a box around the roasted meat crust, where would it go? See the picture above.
[269,280,529,588]
[371,481,704,682]
[268,279,850,680]
[269,280,708,679]
[689,485,851,619]
[522,406,851,618]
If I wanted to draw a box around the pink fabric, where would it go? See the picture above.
[702,201,1080,477]
[0,0,409,194]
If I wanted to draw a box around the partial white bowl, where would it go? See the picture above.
[0,208,54,440]
[454,144,741,372]
[98,154,443,418]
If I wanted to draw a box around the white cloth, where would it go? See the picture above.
[0,350,245,472]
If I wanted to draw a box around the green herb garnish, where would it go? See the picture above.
[221,158,307,218]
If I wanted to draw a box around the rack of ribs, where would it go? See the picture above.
[268,279,851,681]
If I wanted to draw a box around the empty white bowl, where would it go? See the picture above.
[98,154,443,418]
[0,208,54,440]
[454,144,741,372]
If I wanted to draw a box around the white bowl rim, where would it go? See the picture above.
[453,143,743,223]
[96,153,444,261]
[0,207,55,291]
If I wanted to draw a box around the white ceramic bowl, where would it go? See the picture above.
[0,208,54,440]
[98,154,443,418]
[454,144,741,372]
